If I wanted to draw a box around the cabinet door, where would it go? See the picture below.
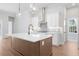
[40,37,52,56]
[47,13,59,27]
[13,38,29,55]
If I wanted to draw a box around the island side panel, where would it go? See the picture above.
[39,37,52,56]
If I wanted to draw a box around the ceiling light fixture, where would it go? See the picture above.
[33,7,36,11]
[30,4,36,11]
[18,3,22,16]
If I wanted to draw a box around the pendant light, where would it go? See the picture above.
[30,4,36,11]
[18,3,22,16]
[29,3,36,16]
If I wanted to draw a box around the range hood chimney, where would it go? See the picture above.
[42,7,46,22]
[39,7,48,32]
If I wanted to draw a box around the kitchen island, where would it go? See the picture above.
[6,33,52,56]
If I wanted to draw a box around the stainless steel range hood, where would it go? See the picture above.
[39,7,48,32]
[42,7,46,22]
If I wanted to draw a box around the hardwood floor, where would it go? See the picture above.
[0,38,79,56]
[0,39,22,56]
[53,41,78,56]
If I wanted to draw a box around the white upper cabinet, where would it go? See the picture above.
[46,12,59,28]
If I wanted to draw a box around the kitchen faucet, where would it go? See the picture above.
[28,24,34,35]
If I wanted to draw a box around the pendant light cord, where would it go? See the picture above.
[19,3,20,13]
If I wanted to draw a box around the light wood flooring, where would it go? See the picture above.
[53,41,78,56]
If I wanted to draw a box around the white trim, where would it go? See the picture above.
[0,20,3,39]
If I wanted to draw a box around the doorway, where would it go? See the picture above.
[65,17,78,42]
[8,16,14,34]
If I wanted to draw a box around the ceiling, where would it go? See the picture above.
[0,3,79,14]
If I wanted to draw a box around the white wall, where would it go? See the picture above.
[67,7,79,17]
[14,11,32,33]
[0,10,15,37]
[31,15,39,31]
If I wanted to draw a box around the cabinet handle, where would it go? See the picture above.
[42,41,44,46]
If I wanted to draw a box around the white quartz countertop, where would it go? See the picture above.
[6,33,52,42]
